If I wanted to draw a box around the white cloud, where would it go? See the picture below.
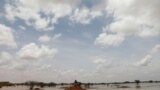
[151,44,160,54]
[69,0,105,24]
[18,25,26,31]
[38,35,51,43]
[106,0,160,37]
[0,52,12,66]
[4,0,80,31]
[39,34,61,43]
[95,0,160,47]
[0,24,17,48]
[53,33,62,40]
[109,17,140,36]
[70,6,103,24]
[95,33,124,47]
[34,18,50,30]
[92,57,114,72]
[17,43,57,60]
[136,55,152,66]
[93,58,106,64]
[0,52,25,71]
[136,44,160,66]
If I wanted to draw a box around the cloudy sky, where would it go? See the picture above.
[0,0,160,83]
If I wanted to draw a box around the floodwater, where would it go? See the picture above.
[1,83,160,90]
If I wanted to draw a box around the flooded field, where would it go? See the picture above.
[1,83,160,90]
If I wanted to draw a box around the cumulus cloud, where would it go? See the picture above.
[0,52,12,66]
[70,6,103,24]
[4,0,104,30]
[18,25,26,31]
[106,0,160,37]
[136,44,160,66]
[4,0,80,31]
[95,33,124,47]
[17,43,57,60]
[136,55,152,66]
[53,33,62,40]
[95,0,160,47]
[39,34,61,43]
[93,58,106,64]
[38,35,51,43]
[0,52,27,71]
[151,44,160,54]
[0,24,17,48]
[93,57,113,72]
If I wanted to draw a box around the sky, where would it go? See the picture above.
[0,0,160,83]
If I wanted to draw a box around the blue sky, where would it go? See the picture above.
[0,0,160,83]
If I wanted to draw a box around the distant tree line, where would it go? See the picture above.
[0,82,14,88]
[0,81,56,88]
[16,81,57,87]
[0,80,160,88]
